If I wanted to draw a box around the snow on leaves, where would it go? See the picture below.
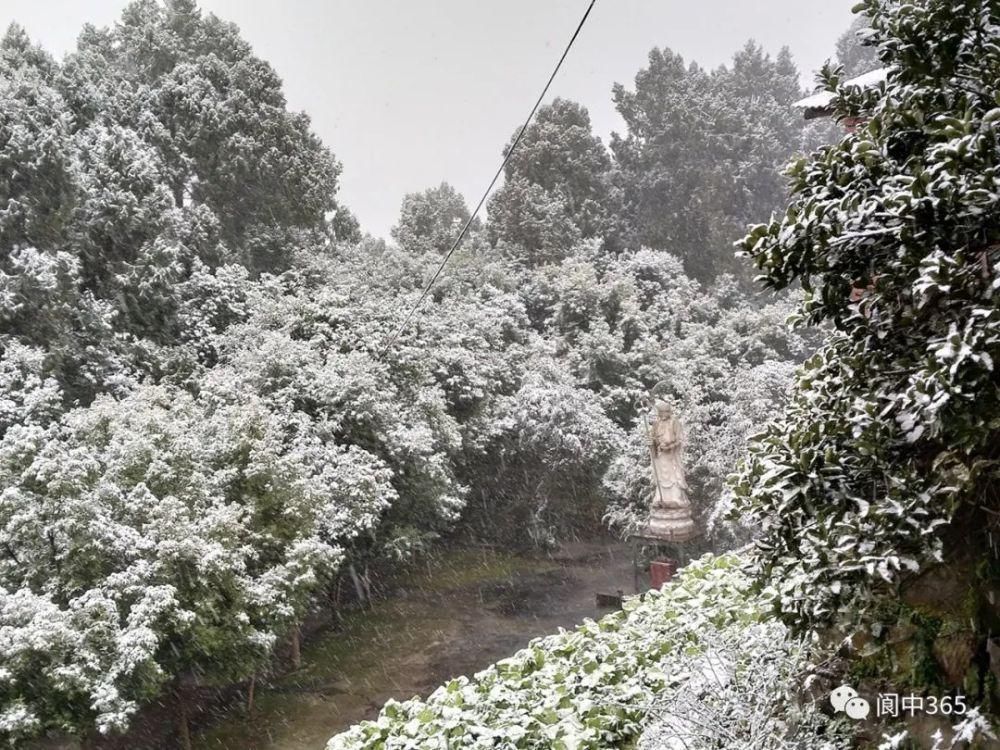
[327,556,846,750]
[731,0,1000,654]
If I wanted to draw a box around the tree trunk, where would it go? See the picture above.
[348,563,367,605]
[247,674,256,716]
[290,625,301,671]
[176,690,192,750]
[329,580,342,624]
[361,566,373,602]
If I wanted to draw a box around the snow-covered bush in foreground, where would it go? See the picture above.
[729,0,1000,723]
[876,709,997,750]
[326,555,845,750]
[637,622,845,750]
[0,381,395,738]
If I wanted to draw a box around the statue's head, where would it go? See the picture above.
[653,398,673,418]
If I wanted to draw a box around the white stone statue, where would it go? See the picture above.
[642,398,698,542]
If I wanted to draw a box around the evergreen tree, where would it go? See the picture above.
[392,182,477,256]
[0,26,75,253]
[732,0,1000,704]
[612,43,806,282]
[835,14,880,78]
[487,98,622,264]
[0,23,57,79]
[58,0,344,274]
[0,3,356,406]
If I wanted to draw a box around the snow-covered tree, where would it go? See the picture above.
[731,0,1000,712]
[60,0,344,274]
[835,15,880,78]
[0,4,355,409]
[612,43,808,281]
[488,99,623,263]
[392,182,479,256]
[0,30,74,253]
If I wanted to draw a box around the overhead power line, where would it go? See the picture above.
[376,0,598,359]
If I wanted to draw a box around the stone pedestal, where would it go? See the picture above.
[643,506,698,543]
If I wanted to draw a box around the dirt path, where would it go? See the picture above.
[193,542,636,750]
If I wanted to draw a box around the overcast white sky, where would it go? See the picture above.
[2,0,858,238]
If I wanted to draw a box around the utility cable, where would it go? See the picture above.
[376,0,598,359]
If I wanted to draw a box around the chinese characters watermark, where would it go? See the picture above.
[875,692,969,719]
[831,685,969,721]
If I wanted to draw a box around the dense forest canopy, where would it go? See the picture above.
[0,2,818,737]
[332,2,1000,746]
[2,1,996,748]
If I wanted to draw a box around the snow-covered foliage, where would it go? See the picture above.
[611,43,813,282]
[568,251,815,542]
[0,5,356,737]
[727,1,1000,737]
[488,98,624,262]
[875,710,998,750]
[0,380,395,736]
[393,182,481,257]
[326,555,847,750]
[0,1,839,742]
[732,0,1000,632]
[636,624,846,750]
[0,341,61,434]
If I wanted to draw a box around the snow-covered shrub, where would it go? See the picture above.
[731,0,1000,641]
[477,353,623,546]
[728,0,1000,734]
[636,624,847,750]
[326,555,844,750]
[0,381,395,736]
